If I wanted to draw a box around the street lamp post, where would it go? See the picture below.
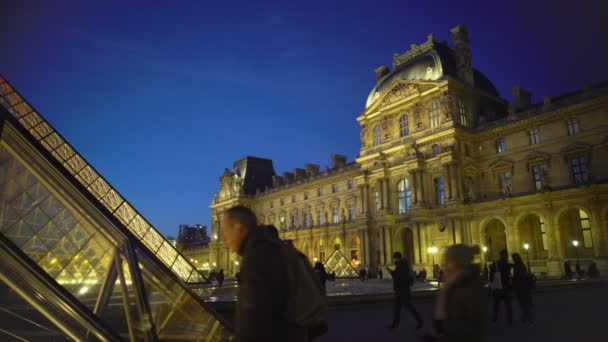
[523,243,530,271]
[572,240,580,277]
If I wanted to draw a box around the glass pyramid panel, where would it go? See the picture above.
[323,249,359,278]
[0,76,205,283]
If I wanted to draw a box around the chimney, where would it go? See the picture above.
[450,25,474,85]
[304,164,320,177]
[293,168,306,181]
[512,87,532,111]
[375,65,390,82]
[282,172,294,184]
[543,96,552,111]
[330,154,347,169]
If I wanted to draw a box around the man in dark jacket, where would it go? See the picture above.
[387,252,423,331]
[489,249,513,324]
[223,206,308,342]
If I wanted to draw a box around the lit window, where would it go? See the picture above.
[331,184,337,193]
[532,164,544,191]
[529,128,540,145]
[458,97,468,127]
[434,177,445,205]
[400,114,409,137]
[496,138,506,153]
[429,100,441,128]
[567,118,579,136]
[373,124,382,146]
[397,179,411,213]
[280,215,286,228]
[374,191,381,210]
[432,144,441,157]
[348,203,355,221]
[332,207,339,224]
[580,210,593,248]
[498,171,512,195]
[570,156,588,184]
[540,220,548,250]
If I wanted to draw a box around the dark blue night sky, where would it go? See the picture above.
[2,0,607,237]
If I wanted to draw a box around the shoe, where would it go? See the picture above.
[386,325,399,332]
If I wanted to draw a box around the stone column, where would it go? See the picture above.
[382,178,391,211]
[416,170,425,205]
[412,226,420,264]
[547,215,564,258]
[454,219,463,244]
[360,184,368,214]
[364,229,370,266]
[409,170,418,204]
[449,163,459,200]
[444,164,453,200]
[385,226,393,264]
[454,164,462,200]
[377,178,384,210]
[590,206,604,257]
[419,223,428,264]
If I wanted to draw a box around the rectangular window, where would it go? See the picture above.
[318,210,324,225]
[318,187,322,196]
[458,97,468,127]
[429,100,440,128]
[432,144,441,157]
[332,207,339,224]
[498,171,512,195]
[331,184,337,193]
[270,201,274,208]
[280,198,284,206]
[347,180,354,190]
[570,156,588,184]
[303,212,309,228]
[532,164,544,191]
[292,195,296,203]
[434,177,445,205]
[529,128,540,145]
[304,192,309,200]
[496,138,506,153]
[581,212,592,248]
[374,191,381,210]
[271,216,275,224]
[348,203,355,221]
[540,220,548,250]
[290,214,296,228]
[567,118,579,135]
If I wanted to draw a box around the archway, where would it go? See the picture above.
[349,235,361,267]
[315,239,326,263]
[333,237,342,251]
[517,214,546,260]
[558,208,593,258]
[485,219,507,262]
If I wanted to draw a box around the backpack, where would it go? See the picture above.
[281,243,328,337]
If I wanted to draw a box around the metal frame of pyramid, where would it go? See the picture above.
[323,249,359,278]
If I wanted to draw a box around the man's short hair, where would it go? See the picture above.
[260,225,279,239]
[224,205,257,229]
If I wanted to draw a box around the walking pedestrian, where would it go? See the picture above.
[222,205,308,341]
[378,268,383,280]
[588,261,600,279]
[425,244,486,342]
[512,253,534,326]
[489,249,513,324]
[386,252,423,332]
[433,264,441,279]
[314,262,328,294]
[217,269,225,287]
[564,261,573,279]
[359,267,367,282]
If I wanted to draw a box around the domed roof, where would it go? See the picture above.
[365,44,499,109]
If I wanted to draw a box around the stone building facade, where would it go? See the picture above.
[209,25,608,277]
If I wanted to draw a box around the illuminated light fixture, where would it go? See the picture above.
[212,262,217,267]
[572,240,579,247]
[523,243,529,250]
[427,246,438,254]
[234,261,240,266]
[482,246,488,253]
[78,286,89,295]
[213,234,218,240]
[313,257,318,262]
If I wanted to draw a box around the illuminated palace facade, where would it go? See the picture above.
[210,25,608,277]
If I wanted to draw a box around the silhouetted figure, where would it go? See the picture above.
[489,249,513,324]
[512,253,534,326]
[426,245,486,342]
[418,268,427,281]
[314,261,328,294]
[575,262,584,279]
[386,252,423,332]
[217,269,225,287]
[433,264,441,279]
[235,271,241,284]
[222,206,309,341]
[329,272,336,281]
[588,261,600,279]
[359,267,367,282]
[378,268,383,280]
[564,261,573,279]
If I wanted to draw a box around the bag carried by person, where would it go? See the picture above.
[282,243,329,338]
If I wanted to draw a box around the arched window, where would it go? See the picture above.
[429,100,441,128]
[580,209,592,248]
[397,179,411,213]
[567,118,579,135]
[373,124,382,146]
[400,114,409,137]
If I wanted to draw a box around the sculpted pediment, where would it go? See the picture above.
[379,82,435,108]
